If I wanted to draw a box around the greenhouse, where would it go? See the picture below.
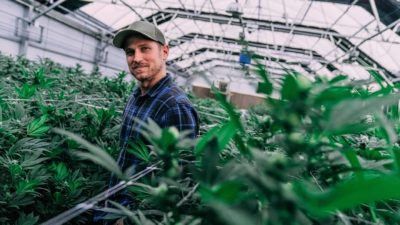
[1,0,400,224]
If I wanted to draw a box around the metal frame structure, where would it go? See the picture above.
[16,0,400,81]
[140,7,397,78]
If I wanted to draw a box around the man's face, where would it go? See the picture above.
[124,37,169,82]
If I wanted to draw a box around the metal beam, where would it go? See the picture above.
[119,0,148,21]
[141,7,392,41]
[309,0,359,51]
[369,0,382,30]
[312,0,400,30]
[315,17,400,76]
[177,58,307,74]
[57,6,115,36]
[166,33,340,74]
[30,0,68,24]
[166,47,318,74]
[18,3,33,56]
[139,7,396,77]
[170,33,326,61]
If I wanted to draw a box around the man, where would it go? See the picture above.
[95,21,199,225]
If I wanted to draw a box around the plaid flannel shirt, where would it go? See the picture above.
[94,73,199,224]
[117,73,199,170]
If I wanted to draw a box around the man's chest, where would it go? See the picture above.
[121,97,168,139]
[125,97,166,120]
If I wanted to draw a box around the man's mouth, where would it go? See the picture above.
[133,65,147,71]
[133,66,146,72]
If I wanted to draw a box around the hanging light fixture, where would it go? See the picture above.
[226,1,252,66]
[225,1,243,19]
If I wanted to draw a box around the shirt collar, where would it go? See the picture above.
[132,73,172,98]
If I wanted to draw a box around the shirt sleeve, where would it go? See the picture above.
[161,103,199,138]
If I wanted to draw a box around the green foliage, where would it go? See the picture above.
[0,54,134,224]
[27,115,49,137]
[3,52,400,225]
[15,83,36,99]
[127,140,151,163]
[91,61,400,225]
[53,128,123,179]
[255,61,273,95]
[295,174,400,215]
[16,212,39,225]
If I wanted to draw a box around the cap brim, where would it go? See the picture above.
[113,30,138,49]
[113,30,160,49]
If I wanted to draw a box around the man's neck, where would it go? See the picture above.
[140,72,167,96]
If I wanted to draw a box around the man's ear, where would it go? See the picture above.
[162,45,169,61]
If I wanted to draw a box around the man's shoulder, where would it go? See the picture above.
[156,84,193,108]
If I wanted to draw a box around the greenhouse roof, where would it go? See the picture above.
[73,0,400,80]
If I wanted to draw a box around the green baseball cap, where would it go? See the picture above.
[113,21,166,48]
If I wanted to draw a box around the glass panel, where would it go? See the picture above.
[77,0,400,79]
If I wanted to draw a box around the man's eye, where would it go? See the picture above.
[142,47,150,51]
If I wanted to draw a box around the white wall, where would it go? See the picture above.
[191,65,290,98]
[191,66,265,96]
[0,0,127,78]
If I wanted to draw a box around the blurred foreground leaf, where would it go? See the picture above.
[52,128,123,179]
[295,174,400,215]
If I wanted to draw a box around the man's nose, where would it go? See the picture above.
[133,51,143,63]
